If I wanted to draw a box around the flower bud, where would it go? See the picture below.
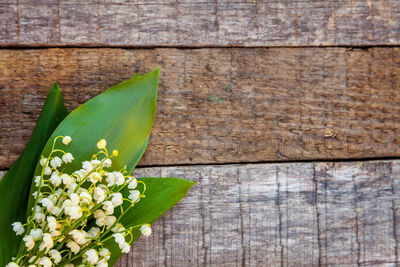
[97,139,107,150]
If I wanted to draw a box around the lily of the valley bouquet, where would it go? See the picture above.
[0,69,194,266]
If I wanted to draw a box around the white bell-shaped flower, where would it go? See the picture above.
[113,172,125,186]
[88,172,102,184]
[99,248,111,260]
[128,190,141,203]
[84,249,99,265]
[80,191,92,204]
[105,216,116,228]
[61,174,73,186]
[69,193,79,205]
[23,235,34,250]
[111,223,125,233]
[39,233,53,252]
[87,227,100,238]
[102,201,114,215]
[111,193,123,207]
[94,210,106,227]
[93,187,105,203]
[49,249,62,264]
[97,259,108,267]
[128,177,137,189]
[11,222,24,235]
[120,242,130,253]
[105,172,116,187]
[44,166,52,176]
[29,228,43,240]
[47,216,57,231]
[70,229,86,245]
[39,257,52,267]
[39,158,48,166]
[50,172,62,186]
[82,161,94,172]
[50,156,62,168]
[62,152,74,163]
[140,224,152,237]
[113,233,125,245]
[102,158,112,168]
[66,240,80,254]
[34,176,41,187]
[62,136,72,145]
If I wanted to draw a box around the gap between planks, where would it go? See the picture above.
[0,44,400,50]
[3,156,400,172]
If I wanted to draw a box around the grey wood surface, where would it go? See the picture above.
[2,160,400,266]
[0,0,399,47]
[120,160,400,266]
[1,47,400,169]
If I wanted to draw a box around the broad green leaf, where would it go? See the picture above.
[27,69,160,215]
[0,83,68,266]
[104,177,195,265]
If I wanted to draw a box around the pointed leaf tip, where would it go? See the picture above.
[27,69,160,214]
[106,177,194,265]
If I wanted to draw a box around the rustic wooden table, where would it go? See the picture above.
[1,1,400,266]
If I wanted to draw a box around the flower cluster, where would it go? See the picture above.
[7,136,151,267]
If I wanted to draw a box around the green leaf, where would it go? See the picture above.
[105,177,195,265]
[0,83,68,266]
[27,69,160,215]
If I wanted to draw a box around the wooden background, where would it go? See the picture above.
[1,1,400,266]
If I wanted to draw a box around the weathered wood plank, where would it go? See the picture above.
[1,47,400,168]
[118,161,400,266]
[1,160,399,266]
[0,1,399,47]
[114,161,400,266]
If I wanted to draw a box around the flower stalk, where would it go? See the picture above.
[7,136,151,267]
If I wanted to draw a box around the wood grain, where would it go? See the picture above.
[0,0,399,47]
[1,47,400,169]
[1,159,399,266]
[120,160,400,266]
